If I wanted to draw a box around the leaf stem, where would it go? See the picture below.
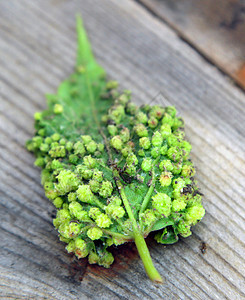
[114,176,138,232]
[134,231,163,283]
[139,156,160,216]
[102,229,133,240]
[115,175,163,283]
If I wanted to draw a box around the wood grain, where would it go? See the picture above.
[0,0,245,299]
[139,0,245,88]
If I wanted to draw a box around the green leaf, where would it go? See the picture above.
[151,218,174,231]
[155,227,179,244]
[27,15,205,283]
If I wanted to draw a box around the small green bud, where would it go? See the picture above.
[85,141,97,154]
[88,251,100,264]
[118,93,130,105]
[151,147,160,158]
[166,106,177,117]
[97,250,114,268]
[56,170,79,194]
[172,199,187,211]
[51,133,61,142]
[74,238,89,258]
[152,131,163,147]
[109,105,125,124]
[172,178,186,190]
[162,113,174,126]
[148,117,158,129]
[149,105,164,120]
[68,192,77,202]
[167,146,183,162]
[110,135,123,150]
[76,210,90,222]
[66,240,75,253]
[66,141,73,152]
[177,220,192,238]
[49,146,66,158]
[126,153,138,166]
[53,197,63,208]
[160,144,168,155]
[34,157,45,168]
[125,164,137,176]
[185,205,205,223]
[89,179,100,193]
[45,137,52,145]
[34,112,42,121]
[181,164,195,177]
[159,171,172,187]
[140,209,156,228]
[38,129,46,137]
[68,222,81,238]
[172,160,183,175]
[181,141,192,158]
[89,207,102,220]
[69,154,79,164]
[126,102,137,115]
[87,227,103,240]
[99,181,113,198]
[172,117,184,130]
[97,143,104,152]
[141,158,153,172]
[74,141,86,156]
[106,80,118,90]
[32,136,43,148]
[40,143,49,152]
[174,129,185,140]
[105,204,125,219]
[93,170,103,182]
[167,135,179,147]
[69,201,83,217]
[134,123,148,137]
[108,125,118,136]
[121,146,132,157]
[95,213,112,228]
[56,208,71,222]
[76,165,93,180]
[53,104,64,114]
[152,193,171,217]
[138,149,145,157]
[136,112,148,124]
[83,155,96,169]
[160,124,172,137]
[81,135,92,144]
[120,127,130,143]
[77,185,94,203]
[159,159,173,171]
[139,137,151,150]
[122,219,133,233]
[59,138,66,146]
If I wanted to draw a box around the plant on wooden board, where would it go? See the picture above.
[26,16,205,283]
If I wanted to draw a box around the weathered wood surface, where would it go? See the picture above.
[0,0,245,299]
[139,0,245,89]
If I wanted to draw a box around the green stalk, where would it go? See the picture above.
[140,156,160,215]
[115,176,163,283]
[134,231,163,283]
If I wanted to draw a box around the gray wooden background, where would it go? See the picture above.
[0,0,245,299]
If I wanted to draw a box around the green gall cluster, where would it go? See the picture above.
[27,20,205,277]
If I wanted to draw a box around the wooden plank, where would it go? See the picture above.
[0,0,244,299]
[139,0,245,89]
